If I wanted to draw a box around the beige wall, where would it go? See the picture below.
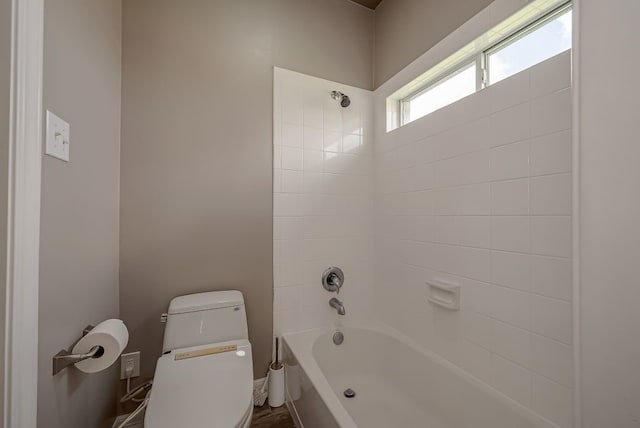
[120,0,373,382]
[579,1,640,426]
[39,0,122,427]
[0,0,10,422]
[373,0,493,88]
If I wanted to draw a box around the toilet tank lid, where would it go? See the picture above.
[168,290,245,314]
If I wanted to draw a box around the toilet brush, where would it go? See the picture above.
[268,337,285,407]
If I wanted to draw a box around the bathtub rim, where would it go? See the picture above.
[282,320,560,428]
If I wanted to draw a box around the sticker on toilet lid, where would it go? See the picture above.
[174,344,237,361]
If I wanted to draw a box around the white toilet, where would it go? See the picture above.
[144,290,254,428]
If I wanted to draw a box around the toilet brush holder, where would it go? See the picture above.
[268,362,285,407]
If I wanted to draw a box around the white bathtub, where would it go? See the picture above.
[283,324,558,428]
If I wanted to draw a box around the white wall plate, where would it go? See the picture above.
[45,110,70,161]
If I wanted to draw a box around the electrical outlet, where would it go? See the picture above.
[120,351,140,380]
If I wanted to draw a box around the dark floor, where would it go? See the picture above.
[251,404,296,428]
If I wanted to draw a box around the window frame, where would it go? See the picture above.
[399,0,572,127]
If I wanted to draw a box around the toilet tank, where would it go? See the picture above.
[162,290,248,353]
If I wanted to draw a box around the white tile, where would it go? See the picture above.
[436,150,491,187]
[274,239,304,263]
[438,245,492,283]
[531,216,572,257]
[323,101,342,132]
[303,99,323,130]
[530,51,571,99]
[281,170,304,193]
[274,285,303,312]
[323,130,342,153]
[322,172,343,194]
[530,294,572,344]
[274,193,305,216]
[490,285,530,329]
[274,145,282,169]
[530,255,572,301]
[437,216,490,248]
[343,134,363,153]
[282,124,303,148]
[302,172,324,194]
[303,150,323,172]
[491,216,530,253]
[463,278,493,316]
[529,334,573,387]
[435,183,491,215]
[491,179,529,215]
[491,251,530,291]
[281,147,303,171]
[303,127,323,151]
[405,190,435,216]
[323,152,346,174]
[530,88,571,137]
[491,320,531,367]
[530,130,572,176]
[274,217,304,240]
[409,164,436,191]
[463,311,493,349]
[393,144,417,170]
[490,355,532,406]
[486,69,531,113]
[273,169,282,193]
[414,136,437,164]
[303,216,342,239]
[273,262,304,287]
[343,106,363,135]
[490,102,530,147]
[407,241,438,269]
[491,141,529,181]
[414,215,439,243]
[282,95,304,126]
[531,374,573,428]
[458,341,493,384]
[530,174,572,215]
[436,117,491,160]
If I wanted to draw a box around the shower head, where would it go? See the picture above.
[331,91,351,108]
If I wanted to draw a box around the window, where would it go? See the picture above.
[487,5,572,84]
[403,63,477,123]
[389,0,572,130]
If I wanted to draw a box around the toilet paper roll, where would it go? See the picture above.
[72,319,129,373]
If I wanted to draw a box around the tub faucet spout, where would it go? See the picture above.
[329,297,346,315]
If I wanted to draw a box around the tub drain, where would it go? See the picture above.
[344,388,356,398]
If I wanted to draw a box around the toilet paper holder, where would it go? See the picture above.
[52,325,104,375]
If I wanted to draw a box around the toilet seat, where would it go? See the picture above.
[145,339,253,428]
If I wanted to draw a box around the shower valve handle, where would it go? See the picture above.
[322,267,344,293]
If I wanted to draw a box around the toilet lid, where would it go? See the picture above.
[145,340,253,428]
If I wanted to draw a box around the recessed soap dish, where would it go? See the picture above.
[426,279,461,311]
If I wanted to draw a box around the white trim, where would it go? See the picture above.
[571,1,581,426]
[4,0,43,426]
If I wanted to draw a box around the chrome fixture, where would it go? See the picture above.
[52,325,104,375]
[330,90,351,108]
[344,388,356,398]
[322,266,344,293]
[329,297,346,316]
[333,331,344,345]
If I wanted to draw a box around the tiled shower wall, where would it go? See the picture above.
[273,68,374,336]
[373,52,572,427]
